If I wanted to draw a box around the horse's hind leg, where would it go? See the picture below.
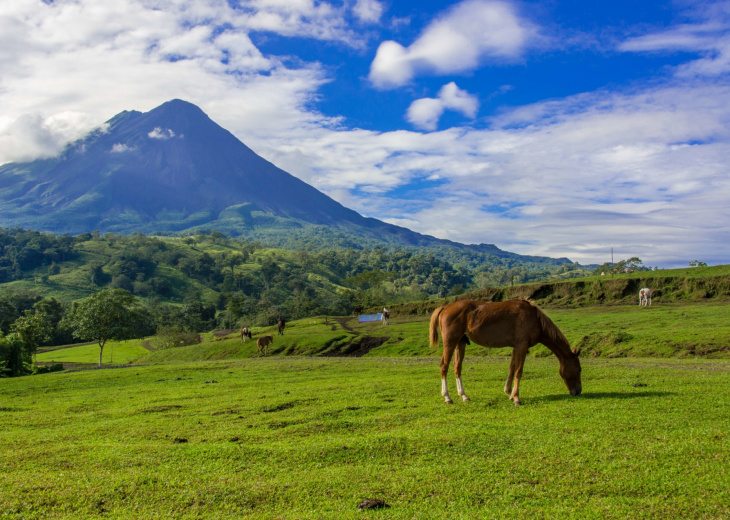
[504,349,517,395]
[440,344,456,404]
[453,340,470,402]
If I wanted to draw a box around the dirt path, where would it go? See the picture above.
[334,317,356,332]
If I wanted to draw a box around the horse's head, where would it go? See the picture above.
[559,348,582,396]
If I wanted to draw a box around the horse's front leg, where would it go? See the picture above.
[453,341,470,402]
[508,347,528,406]
[440,344,456,404]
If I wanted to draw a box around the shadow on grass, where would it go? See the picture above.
[532,390,674,403]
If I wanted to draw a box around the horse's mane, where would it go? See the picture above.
[524,299,571,353]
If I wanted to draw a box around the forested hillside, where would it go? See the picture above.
[0,227,589,335]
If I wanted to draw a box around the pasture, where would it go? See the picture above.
[36,339,150,366]
[1,356,729,519]
[134,301,730,363]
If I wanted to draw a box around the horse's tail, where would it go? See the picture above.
[429,306,444,348]
[529,300,571,351]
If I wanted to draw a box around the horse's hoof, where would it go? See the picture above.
[513,400,522,406]
[462,396,471,402]
[444,398,453,404]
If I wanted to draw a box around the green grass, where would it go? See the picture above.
[36,339,150,365]
[1,357,728,519]
[548,302,730,358]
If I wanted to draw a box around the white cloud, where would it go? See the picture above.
[406,82,479,130]
[256,80,730,267]
[353,0,384,23]
[111,143,135,153]
[0,111,94,163]
[148,127,177,140]
[369,0,535,89]
[0,0,336,164]
[619,3,730,78]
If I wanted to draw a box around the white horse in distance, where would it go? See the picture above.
[639,288,652,306]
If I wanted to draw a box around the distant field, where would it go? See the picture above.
[36,339,151,365]
[39,301,730,366]
[1,357,728,519]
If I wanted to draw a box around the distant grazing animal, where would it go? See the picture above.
[382,308,390,325]
[639,288,652,307]
[353,306,363,316]
[240,327,252,343]
[257,335,274,356]
[430,299,582,406]
[278,318,286,335]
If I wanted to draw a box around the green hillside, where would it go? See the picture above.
[0,227,592,332]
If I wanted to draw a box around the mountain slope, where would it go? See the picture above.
[0,99,569,264]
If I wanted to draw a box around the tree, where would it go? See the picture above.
[0,332,25,377]
[221,252,245,277]
[11,310,53,362]
[67,289,147,367]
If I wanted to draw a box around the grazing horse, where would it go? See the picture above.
[639,288,652,307]
[430,299,582,406]
[382,308,390,325]
[277,318,286,335]
[257,335,274,356]
[240,327,252,343]
[353,306,363,316]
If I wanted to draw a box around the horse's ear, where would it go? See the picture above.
[572,347,581,357]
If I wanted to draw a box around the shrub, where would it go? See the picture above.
[153,326,201,349]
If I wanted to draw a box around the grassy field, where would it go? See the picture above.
[141,301,730,363]
[1,356,728,519]
[36,339,151,366]
[28,301,729,367]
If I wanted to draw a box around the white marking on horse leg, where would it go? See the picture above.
[456,377,470,402]
[441,378,453,404]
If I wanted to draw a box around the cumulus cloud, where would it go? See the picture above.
[406,82,479,130]
[353,0,384,23]
[0,111,94,163]
[369,0,535,89]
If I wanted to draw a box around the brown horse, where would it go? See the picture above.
[277,318,286,336]
[240,327,252,343]
[257,335,274,356]
[353,306,363,316]
[382,308,390,325]
[430,299,581,405]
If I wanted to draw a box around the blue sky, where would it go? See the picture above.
[1,0,730,267]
